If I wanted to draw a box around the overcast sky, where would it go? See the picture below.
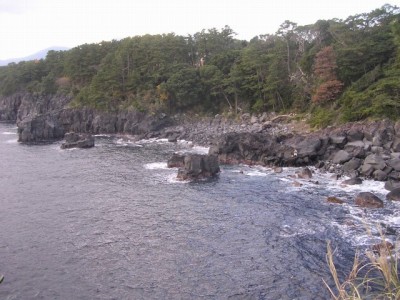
[0,0,396,60]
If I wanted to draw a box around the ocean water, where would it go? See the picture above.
[0,122,398,300]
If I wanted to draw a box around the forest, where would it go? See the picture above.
[0,4,399,127]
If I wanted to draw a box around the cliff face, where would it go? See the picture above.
[0,93,23,121]
[0,93,173,142]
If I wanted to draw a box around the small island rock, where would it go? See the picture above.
[177,154,220,180]
[61,132,95,149]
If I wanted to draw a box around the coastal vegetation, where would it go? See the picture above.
[0,5,398,126]
[325,234,399,300]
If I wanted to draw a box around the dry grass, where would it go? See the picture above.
[324,236,400,300]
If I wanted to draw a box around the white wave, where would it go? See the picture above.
[5,139,17,144]
[190,146,209,154]
[1,131,16,135]
[246,170,268,177]
[386,215,400,225]
[93,134,112,137]
[166,173,188,184]
[279,223,317,238]
[144,162,169,170]
[137,138,169,145]
[177,139,193,146]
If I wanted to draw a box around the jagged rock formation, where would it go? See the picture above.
[173,154,220,180]
[208,120,400,190]
[0,93,174,143]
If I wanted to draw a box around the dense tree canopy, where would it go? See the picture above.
[0,5,399,126]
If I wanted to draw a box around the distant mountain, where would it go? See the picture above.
[0,47,69,66]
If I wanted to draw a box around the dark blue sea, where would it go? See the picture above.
[0,122,398,299]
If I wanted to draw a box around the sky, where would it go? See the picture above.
[0,0,396,60]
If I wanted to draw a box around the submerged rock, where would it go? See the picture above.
[177,154,220,180]
[355,192,384,208]
[297,167,312,179]
[61,132,94,149]
[326,196,344,204]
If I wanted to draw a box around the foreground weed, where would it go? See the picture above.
[324,238,399,300]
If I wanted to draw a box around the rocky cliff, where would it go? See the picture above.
[0,93,174,143]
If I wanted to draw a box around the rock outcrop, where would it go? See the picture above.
[0,93,174,143]
[18,113,65,143]
[175,154,220,180]
[61,132,95,149]
[208,119,400,190]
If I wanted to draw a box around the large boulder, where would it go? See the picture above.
[361,154,386,176]
[177,154,220,180]
[387,158,400,172]
[355,192,384,208]
[61,132,94,149]
[332,150,352,164]
[343,158,362,172]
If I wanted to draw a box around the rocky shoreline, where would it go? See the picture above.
[2,93,400,191]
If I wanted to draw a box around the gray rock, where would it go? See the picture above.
[372,136,383,147]
[371,146,384,154]
[347,129,364,142]
[167,153,185,168]
[373,170,387,181]
[344,141,365,151]
[330,135,347,146]
[177,154,220,180]
[296,137,321,158]
[384,179,400,191]
[332,150,352,164]
[387,158,400,172]
[297,167,312,179]
[355,192,384,208]
[386,188,400,201]
[360,163,375,177]
[363,154,386,170]
[390,152,400,160]
[250,115,259,124]
[343,158,361,172]
[61,132,94,149]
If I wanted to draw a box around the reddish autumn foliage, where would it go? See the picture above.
[312,46,344,103]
